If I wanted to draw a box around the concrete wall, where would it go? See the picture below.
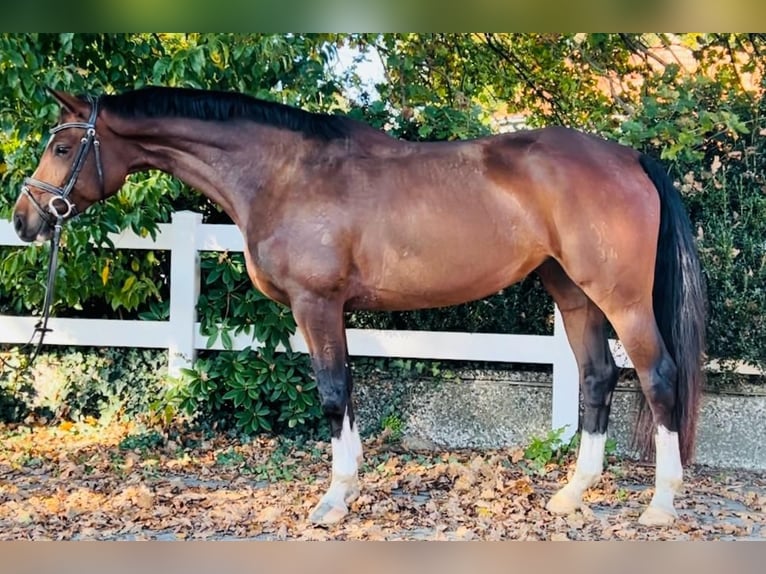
[354,368,766,470]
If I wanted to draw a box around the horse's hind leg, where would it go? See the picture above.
[290,293,362,525]
[537,260,619,514]
[541,257,683,525]
[605,305,682,526]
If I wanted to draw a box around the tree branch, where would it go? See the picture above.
[723,35,753,100]
[618,33,668,69]
[657,33,691,73]
[578,48,636,117]
[481,33,568,125]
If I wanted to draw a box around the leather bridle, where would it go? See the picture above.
[21,94,105,226]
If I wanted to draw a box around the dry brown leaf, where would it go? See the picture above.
[453,474,474,492]
[134,487,155,510]
[256,506,282,523]
[479,488,495,500]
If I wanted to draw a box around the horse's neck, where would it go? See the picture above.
[117,117,305,227]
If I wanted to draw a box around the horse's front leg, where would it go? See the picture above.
[291,294,362,525]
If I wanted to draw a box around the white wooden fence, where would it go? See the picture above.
[0,211,759,440]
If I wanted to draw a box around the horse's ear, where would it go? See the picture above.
[45,87,89,118]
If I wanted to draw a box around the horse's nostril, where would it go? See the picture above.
[13,212,24,234]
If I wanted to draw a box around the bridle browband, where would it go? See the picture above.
[21,94,105,225]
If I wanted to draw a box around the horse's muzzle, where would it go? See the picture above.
[12,209,52,243]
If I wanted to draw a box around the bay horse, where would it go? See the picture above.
[12,86,705,528]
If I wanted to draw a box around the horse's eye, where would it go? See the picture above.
[54,144,70,156]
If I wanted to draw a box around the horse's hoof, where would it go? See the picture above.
[638,505,677,527]
[309,500,348,526]
[546,490,581,515]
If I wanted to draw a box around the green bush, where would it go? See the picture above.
[169,347,319,435]
[0,347,168,423]
[616,74,766,369]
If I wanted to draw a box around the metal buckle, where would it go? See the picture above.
[47,195,74,219]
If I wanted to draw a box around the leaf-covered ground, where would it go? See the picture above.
[1,420,764,540]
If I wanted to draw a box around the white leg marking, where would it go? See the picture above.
[547,432,606,514]
[331,410,362,477]
[309,410,363,525]
[639,425,682,526]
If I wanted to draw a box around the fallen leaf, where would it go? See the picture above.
[135,488,155,510]
[256,506,282,523]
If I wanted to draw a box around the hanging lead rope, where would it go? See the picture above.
[0,216,64,374]
[26,210,66,366]
[0,213,64,375]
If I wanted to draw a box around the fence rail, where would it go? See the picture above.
[1,211,760,441]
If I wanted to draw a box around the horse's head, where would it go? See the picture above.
[12,89,127,242]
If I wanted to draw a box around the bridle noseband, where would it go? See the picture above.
[21,94,105,225]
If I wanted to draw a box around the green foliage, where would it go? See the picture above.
[380,413,404,442]
[215,447,246,467]
[0,359,33,422]
[196,252,296,352]
[522,426,576,474]
[167,347,319,435]
[611,69,766,368]
[681,124,766,367]
[616,74,751,163]
[157,247,321,435]
[522,430,617,475]
[247,441,301,483]
[119,430,165,453]
[380,358,453,380]
[0,347,168,423]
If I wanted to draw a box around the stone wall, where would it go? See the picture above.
[353,368,766,470]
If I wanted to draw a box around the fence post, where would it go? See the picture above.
[167,211,203,378]
[551,304,580,442]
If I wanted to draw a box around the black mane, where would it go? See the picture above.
[98,86,353,140]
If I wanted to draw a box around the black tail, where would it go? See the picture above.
[633,154,707,465]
